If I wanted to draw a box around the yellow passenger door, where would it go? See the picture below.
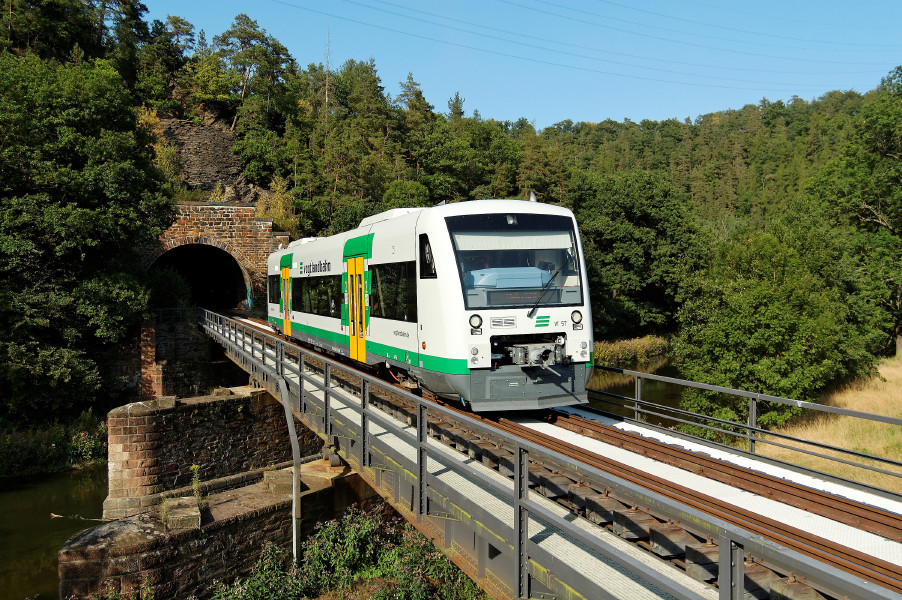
[348,256,366,361]
[281,267,291,336]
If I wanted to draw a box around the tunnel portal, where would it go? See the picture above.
[150,244,249,312]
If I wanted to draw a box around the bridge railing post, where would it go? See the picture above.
[324,363,332,438]
[748,396,758,454]
[514,444,529,599]
[634,376,642,421]
[299,353,306,414]
[718,536,744,600]
[360,379,369,467]
[416,402,427,521]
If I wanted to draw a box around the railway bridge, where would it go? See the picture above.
[197,310,902,600]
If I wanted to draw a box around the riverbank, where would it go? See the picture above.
[0,411,107,478]
[593,335,669,366]
[760,357,902,492]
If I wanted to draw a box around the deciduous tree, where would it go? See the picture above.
[0,53,172,421]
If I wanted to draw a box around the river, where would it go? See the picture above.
[0,464,108,600]
[587,359,686,425]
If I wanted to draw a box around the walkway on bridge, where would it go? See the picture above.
[201,310,902,600]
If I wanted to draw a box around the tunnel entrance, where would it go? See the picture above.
[150,244,248,312]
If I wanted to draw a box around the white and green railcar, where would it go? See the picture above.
[266,200,593,411]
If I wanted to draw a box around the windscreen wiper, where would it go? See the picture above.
[527,263,565,318]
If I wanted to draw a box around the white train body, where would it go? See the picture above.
[266,200,593,411]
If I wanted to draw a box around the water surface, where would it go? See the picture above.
[587,361,686,426]
[0,464,107,600]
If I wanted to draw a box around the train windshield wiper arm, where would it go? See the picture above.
[527,263,565,318]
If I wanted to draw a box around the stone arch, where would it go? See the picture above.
[141,203,289,313]
[147,236,255,291]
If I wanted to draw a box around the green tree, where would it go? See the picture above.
[135,15,194,114]
[101,0,150,89]
[213,13,293,130]
[674,201,883,429]
[1,0,103,59]
[809,66,902,354]
[565,170,703,339]
[0,53,172,422]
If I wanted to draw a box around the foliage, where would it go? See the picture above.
[256,177,301,238]
[567,170,705,339]
[674,200,884,430]
[212,506,484,600]
[0,52,172,422]
[0,411,107,477]
[91,575,155,600]
[809,73,902,353]
[190,463,208,511]
[1,0,104,60]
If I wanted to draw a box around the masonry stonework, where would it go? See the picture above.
[144,202,289,312]
[103,388,320,520]
[61,472,382,599]
[160,119,245,194]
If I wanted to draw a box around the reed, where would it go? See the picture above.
[757,357,902,493]
[593,335,669,367]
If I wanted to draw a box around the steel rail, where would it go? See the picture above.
[494,417,902,595]
[540,411,902,543]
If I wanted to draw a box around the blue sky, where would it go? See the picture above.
[143,0,902,130]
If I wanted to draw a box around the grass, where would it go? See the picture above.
[593,335,669,367]
[757,357,902,493]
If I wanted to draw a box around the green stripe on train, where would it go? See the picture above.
[270,317,468,376]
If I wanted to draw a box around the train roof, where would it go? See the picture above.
[269,199,576,267]
[358,199,573,228]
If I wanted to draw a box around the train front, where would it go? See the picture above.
[426,203,594,411]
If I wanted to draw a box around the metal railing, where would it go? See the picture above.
[197,309,894,600]
[589,364,902,498]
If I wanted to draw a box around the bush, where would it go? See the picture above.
[212,506,485,600]
[593,336,669,367]
[0,411,107,477]
[674,218,883,432]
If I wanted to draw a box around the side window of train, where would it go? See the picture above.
[419,234,437,279]
[268,274,280,304]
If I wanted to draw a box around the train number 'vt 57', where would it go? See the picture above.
[267,199,593,411]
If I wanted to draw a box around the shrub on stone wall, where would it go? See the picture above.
[212,506,486,600]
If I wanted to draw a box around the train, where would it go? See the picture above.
[266,199,593,411]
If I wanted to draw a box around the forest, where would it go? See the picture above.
[1,1,900,429]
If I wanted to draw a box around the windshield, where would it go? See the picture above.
[445,213,583,310]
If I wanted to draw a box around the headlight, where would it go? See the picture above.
[571,310,583,324]
[469,314,483,329]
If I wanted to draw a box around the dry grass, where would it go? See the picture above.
[757,357,902,493]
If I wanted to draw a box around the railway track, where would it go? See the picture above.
[540,408,902,542]
[490,416,902,595]
[222,313,902,597]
